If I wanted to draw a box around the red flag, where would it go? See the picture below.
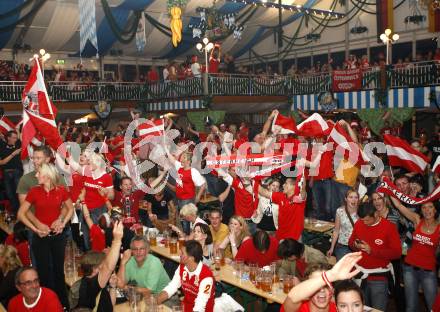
[296,113,330,137]
[138,118,164,138]
[0,116,15,134]
[272,113,297,134]
[21,57,63,159]
[383,134,429,174]
[377,177,440,205]
[327,122,367,166]
[21,110,37,159]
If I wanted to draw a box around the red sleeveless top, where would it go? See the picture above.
[405,221,440,271]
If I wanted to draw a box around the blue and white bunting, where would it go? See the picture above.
[136,13,146,52]
[78,0,98,55]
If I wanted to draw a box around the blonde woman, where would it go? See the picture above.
[17,163,74,309]
[218,215,251,258]
[0,245,22,307]
[327,189,359,261]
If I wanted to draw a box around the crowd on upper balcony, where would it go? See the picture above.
[0,46,439,84]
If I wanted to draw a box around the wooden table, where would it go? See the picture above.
[303,219,335,233]
[150,245,286,304]
[199,194,218,204]
[115,302,171,311]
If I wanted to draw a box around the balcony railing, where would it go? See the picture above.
[0,62,438,103]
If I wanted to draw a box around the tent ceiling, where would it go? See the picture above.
[2,0,333,59]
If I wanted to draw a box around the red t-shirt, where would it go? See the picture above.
[208,58,220,73]
[110,135,124,160]
[279,137,299,154]
[90,224,106,252]
[280,301,337,312]
[232,178,254,218]
[179,263,215,312]
[70,172,84,202]
[271,192,306,241]
[405,221,440,271]
[8,287,63,312]
[176,167,196,200]
[235,236,279,267]
[311,150,334,181]
[5,235,31,266]
[83,171,113,209]
[25,186,70,227]
[298,301,337,312]
[348,218,401,274]
[148,70,159,83]
[111,190,145,222]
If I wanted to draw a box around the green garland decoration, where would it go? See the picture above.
[0,0,47,33]
[358,108,415,135]
[251,78,288,95]
[389,66,439,88]
[0,0,39,19]
[101,0,142,44]
[209,77,250,95]
[187,110,225,132]
[167,0,188,11]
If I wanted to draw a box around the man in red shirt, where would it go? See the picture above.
[310,138,335,221]
[348,202,401,311]
[112,177,144,226]
[8,267,63,312]
[157,240,215,311]
[147,66,159,83]
[258,175,307,241]
[235,230,279,267]
[219,168,255,232]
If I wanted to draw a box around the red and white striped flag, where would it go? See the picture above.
[272,112,297,134]
[296,113,330,137]
[21,57,63,159]
[327,122,367,166]
[0,116,15,134]
[432,156,440,174]
[383,134,429,174]
[138,118,164,138]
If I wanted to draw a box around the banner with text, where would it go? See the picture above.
[332,68,362,92]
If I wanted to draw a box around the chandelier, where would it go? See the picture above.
[418,0,440,10]
[189,1,243,40]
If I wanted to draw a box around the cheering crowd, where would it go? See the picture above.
[0,105,439,312]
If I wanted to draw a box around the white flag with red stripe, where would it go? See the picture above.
[21,57,63,159]
[296,113,330,137]
[272,112,297,134]
[138,118,164,138]
[432,156,440,174]
[0,116,15,134]
[327,122,368,166]
[383,134,429,174]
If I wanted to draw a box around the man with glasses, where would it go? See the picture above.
[8,266,63,311]
[116,235,170,296]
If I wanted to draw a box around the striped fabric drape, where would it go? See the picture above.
[291,87,439,111]
[147,99,202,111]
[376,0,394,42]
